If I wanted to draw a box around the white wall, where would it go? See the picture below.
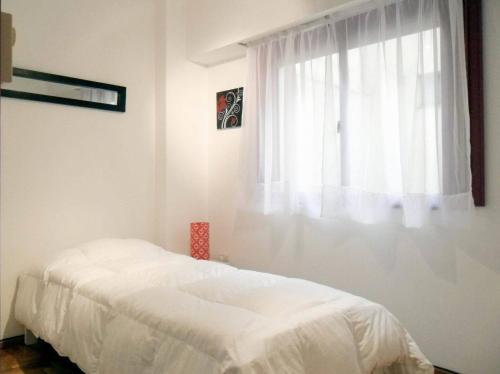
[0,0,159,338]
[207,59,247,260]
[157,0,210,253]
[187,0,353,65]
[205,1,500,373]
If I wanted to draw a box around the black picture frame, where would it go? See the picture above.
[1,67,126,112]
[216,87,243,130]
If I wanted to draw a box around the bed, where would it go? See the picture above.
[15,238,433,374]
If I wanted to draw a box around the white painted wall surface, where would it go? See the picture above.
[187,0,353,65]
[0,0,158,338]
[158,0,210,253]
[205,1,500,373]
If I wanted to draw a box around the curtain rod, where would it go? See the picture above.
[237,0,404,47]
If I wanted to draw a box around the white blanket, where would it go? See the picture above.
[15,239,433,374]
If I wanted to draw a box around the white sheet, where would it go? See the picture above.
[15,238,433,374]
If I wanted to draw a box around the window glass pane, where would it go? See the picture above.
[345,28,441,195]
[279,53,341,188]
[278,28,441,196]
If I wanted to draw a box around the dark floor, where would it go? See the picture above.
[0,340,82,374]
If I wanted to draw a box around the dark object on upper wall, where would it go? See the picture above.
[0,68,126,112]
[1,12,16,83]
[463,0,484,207]
[217,87,243,129]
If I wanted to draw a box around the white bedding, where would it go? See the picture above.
[15,239,433,374]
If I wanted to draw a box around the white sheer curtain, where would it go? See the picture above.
[240,0,473,227]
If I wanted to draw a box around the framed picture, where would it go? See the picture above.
[216,87,243,130]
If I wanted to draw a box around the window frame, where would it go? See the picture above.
[266,0,485,205]
[338,0,485,205]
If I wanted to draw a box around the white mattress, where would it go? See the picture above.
[15,238,433,374]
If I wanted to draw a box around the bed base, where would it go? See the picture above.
[24,328,37,345]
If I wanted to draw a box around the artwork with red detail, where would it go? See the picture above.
[216,87,243,129]
[190,222,210,260]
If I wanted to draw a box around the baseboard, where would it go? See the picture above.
[435,366,460,374]
[0,334,24,349]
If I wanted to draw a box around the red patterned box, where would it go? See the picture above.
[190,222,210,260]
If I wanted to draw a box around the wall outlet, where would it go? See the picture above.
[215,254,229,263]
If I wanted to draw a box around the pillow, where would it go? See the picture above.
[78,238,166,262]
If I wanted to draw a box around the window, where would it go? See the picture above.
[243,0,479,227]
